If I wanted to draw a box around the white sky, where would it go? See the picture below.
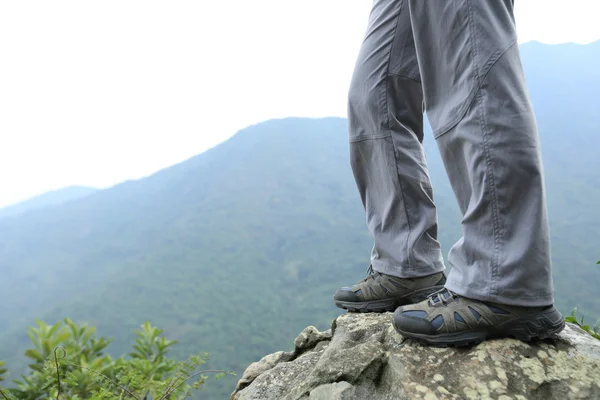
[1,1,599,208]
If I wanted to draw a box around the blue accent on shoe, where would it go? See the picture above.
[431,315,444,329]
[403,310,427,318]
[454,312,465,323]
[380,284,389,294]
[390,280,404,289]
[486,305,510,315]
[355,289,362,296]
[469,306,482,321]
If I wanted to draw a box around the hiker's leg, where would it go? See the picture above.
[408,0,553,306]
[348,0,445,278]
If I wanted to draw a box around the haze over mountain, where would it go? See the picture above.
[0,41,599,399]
[0,186,97,219]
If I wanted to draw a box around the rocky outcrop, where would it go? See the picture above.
[231,313,600,400]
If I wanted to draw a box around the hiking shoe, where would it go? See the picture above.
[393,288,565,347]
[333,266,446,313]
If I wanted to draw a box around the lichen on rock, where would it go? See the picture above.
[231,313,600,400]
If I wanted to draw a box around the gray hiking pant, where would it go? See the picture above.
[348,0,554,306]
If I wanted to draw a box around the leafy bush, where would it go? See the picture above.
[562,260,600,342]
[0,361,7,385]
[0,319,232,399]
[565,307,600,342]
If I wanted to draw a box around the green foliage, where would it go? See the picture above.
[565,307,600,342]
[0,319,232,399]
[0,361,7,384]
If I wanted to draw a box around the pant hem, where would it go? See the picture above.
[372,260,446,279]
[445,276,554,307]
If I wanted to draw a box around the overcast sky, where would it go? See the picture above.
[1,1,599,208]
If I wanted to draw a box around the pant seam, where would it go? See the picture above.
[475,71,502,302]
[464,0,498,301]
[383,0,414,272]
[388,71,421,83]
[432,41,519,140]
[349,134,392,143]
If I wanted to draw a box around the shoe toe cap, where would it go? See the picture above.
[334,287,360,302]
[393,307,437,335]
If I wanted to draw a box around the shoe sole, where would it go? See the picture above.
[334,285,445,313]
[393,306,566,347]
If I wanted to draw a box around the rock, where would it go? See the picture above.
[309,381,355,399]
[294,326,333,352]
[230,313,600,400]
[232,351,295,394]
[232,325,333,395]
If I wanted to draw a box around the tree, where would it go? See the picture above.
[0,319,230,399]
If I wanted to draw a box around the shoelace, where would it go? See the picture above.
[361,265,377,282]
[429,288,458,306]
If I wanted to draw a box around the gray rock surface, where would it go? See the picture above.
[231,313,600,400]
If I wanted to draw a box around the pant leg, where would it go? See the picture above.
[407,0,554,306]
[348,0,445,278]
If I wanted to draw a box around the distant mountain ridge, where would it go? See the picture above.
[0,41,599,400]
[0,186,97,219]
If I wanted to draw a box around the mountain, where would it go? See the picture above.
[518,41,600,313]
[0,117,373,399]
[0,186,97,219]
[1,41,599,399]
